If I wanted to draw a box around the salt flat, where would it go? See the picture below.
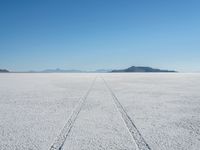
[0,73,94,150]
[0,73,200,150]
[62,78,137,150]
[104,73,200,150]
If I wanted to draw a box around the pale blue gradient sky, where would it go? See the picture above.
[0,0,200,72]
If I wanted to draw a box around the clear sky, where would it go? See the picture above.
[0,0,200,72]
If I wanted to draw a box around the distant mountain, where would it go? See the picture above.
[0,69,9,73]
[94,69,112,73]
[41,68,83,73]
[111,66,176,73]
[27,68,111,73]
[9,67,176,73]
[28,68,83,73]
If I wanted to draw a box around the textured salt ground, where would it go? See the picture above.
[103,73,200,150]
[1,73,200,150]
[49,77,96,150]
[0,73,95,150]
[62,78,137,150]
[103,78,151,150]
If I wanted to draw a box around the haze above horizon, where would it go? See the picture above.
[0,0,200,72]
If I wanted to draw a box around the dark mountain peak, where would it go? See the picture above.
[0,69,9,73]
[111,66,176,73]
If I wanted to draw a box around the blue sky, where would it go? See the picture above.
[0,0,200,72]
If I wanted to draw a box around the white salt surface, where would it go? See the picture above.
[0,73,94,150]
[62,78,137,150]
[104,73,200,150]
[0,73,200,150]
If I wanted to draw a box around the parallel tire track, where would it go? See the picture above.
[102,78,151,150]
[49,77,96,150]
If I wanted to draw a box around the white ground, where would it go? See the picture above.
[104,73,200,150]
[0,73,200,150]
[0,74,94,150]
[62,78,137,150]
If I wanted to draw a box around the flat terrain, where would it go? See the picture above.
[0,73,200,150]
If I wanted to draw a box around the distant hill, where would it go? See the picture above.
[111,66,176,73]
[94,69,112,73]
[27,68,111,73]
[6,67,176,73]
[28,68,83,73]
[41,68,83,73]
[0,69,9,73]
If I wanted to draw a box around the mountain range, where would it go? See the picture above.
[0,69,9,73]
[111,66,176,73]
[0,66,176,73]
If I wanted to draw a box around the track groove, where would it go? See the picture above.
[49,77,96,150]
[102,78,151,150]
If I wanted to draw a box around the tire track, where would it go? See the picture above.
[49,77,96,150]
[102,78,151,150]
